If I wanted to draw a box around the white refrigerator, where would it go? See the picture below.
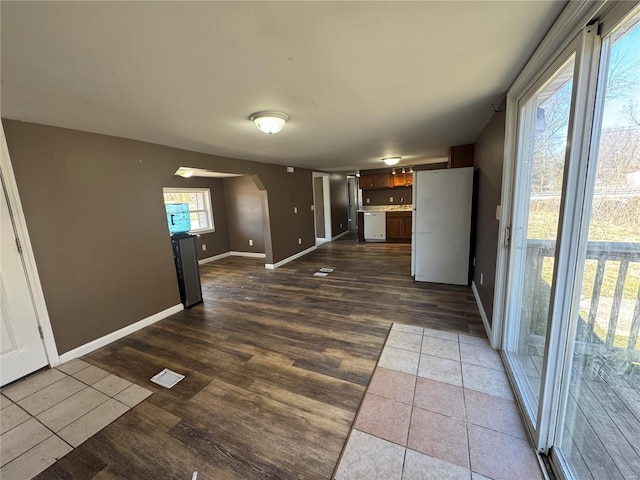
[411,167,473,285]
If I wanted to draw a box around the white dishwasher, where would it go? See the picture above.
[363,212,386,241]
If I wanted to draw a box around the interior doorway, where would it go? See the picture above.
[0,125,57,385]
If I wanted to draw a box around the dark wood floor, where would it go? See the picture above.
[36,234,484,480]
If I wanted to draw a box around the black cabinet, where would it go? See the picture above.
[171,234,203,308]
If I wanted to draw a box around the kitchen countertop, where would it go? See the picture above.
[357,205,413,212]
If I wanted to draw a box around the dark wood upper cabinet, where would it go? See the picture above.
[392,173,414,187]
[448,144,475,168]
[359,174,375,188]
[360,173,412,190]
[392,173,406,187]
[373,174,391,189]
[360,173,391,190]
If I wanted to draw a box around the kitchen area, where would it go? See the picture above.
[356,146,475,286]
[356,167,415,243]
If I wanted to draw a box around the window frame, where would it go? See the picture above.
[162,187,215,234]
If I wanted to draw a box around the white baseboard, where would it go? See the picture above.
[57,303,183,364]
[198,251,231,265]
[265,245,317,269]
[331,230,349,241]
[471,281,494,348]
[198,251,266,265]
[229,251,266,258]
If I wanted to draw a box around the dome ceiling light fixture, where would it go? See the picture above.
[249,111,289,134]
[383,157,401,166]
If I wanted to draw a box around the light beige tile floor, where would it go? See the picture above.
[0,360,152,480]
[334,323,547,480]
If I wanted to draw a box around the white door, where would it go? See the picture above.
[1,180,49,386]
[414,168,473,285]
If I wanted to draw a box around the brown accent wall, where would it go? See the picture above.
[329,174,349,236]
[3,120,315,354]
[362,187,412,206]
[313,177,325,238]
[165,176,230,260]
[473,101,506,326]
[261,168,315,262]
[223,176,266,253]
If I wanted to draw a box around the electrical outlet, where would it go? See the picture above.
[294,206,298,214]
[311,205,314,211]
[366,198,370,204]
[298,237,302,245]
[340,223,343,229]
[202,244,207,251]
[248,239,253,246]
[480,273,484,286]
[390,196,394,203]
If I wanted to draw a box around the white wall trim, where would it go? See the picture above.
[265,245,317,269]
[471,281,494,348]
[229,251,266,258]
[198,251,231,265]
[198,251,266,264]
[58,303,183,364]
[0,121,61,366]
[331,230,349,241]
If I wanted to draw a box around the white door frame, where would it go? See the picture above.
[1,120,59,367]
[312,172,332,243]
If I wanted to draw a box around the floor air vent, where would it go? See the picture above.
[150,368,185,388]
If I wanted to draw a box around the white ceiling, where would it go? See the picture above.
[1,1,566,173]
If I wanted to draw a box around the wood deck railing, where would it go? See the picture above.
[526,239,640,356]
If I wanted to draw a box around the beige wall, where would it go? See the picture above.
[472,100,506,325]
[3,120,317,354]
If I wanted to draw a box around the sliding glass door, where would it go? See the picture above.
[502,4,640,480]
[555,9,640,479]
[503,46,578,429]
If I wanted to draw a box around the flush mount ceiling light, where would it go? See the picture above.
[383,157,401,166]
[175,167,194,178]
[249,111,289,134]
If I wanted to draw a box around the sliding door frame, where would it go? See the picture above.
[548,4,640,477]
[493,0,639,465]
